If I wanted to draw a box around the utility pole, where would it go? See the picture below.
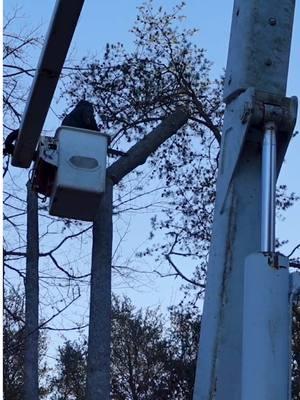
[193,1,298,400]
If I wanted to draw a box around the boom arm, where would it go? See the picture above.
[12,0,85,168]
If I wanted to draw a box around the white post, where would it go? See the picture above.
[242,253,290,400]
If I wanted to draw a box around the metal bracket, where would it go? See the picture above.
[217,88,255,211]
[218,89,297,212]
[252,92,298,170]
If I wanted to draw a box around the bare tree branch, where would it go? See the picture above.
[288,244,300,258]
[107,108,189,185]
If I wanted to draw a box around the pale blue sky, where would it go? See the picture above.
[5,0,300,311]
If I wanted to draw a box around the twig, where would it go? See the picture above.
[288,244,300,258]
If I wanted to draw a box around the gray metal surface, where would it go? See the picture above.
[261,122,277,252]
[242,253,290,400]
[193,102,294,400]
[193,0,297,398]
[12,0,85,168]
[223,0,296,102]
[217,87,255,211]
[193,98,263,400]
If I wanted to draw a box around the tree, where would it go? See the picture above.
[3,289,26,400]
[64,0,298,291]
[3,7,93,338]
[3,289,49,400]
[3,7,40,132]
[86,108,189,400]
[51,296,200,400]
[50,340,87,400]
[166,304,200,399]
[62,5,221,395]
[61,2,299,397]
[111,297,170,399]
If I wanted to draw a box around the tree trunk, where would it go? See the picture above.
[85,109,189,399]
[86,178,113,400]
[24,181,39,400]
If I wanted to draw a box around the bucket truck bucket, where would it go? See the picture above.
[48,126,109,221]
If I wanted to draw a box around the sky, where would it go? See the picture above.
[4,0,300,313]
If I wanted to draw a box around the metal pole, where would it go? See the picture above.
[193,0,297,398]
[261,121,277,252]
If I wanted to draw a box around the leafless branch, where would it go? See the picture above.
[288,244,300,258]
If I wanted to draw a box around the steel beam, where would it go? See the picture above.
[12,0,85,168]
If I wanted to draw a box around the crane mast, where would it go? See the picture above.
[193,1,299,399]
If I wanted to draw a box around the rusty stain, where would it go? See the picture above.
[209,189,237,399]
[262,251,287,269]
